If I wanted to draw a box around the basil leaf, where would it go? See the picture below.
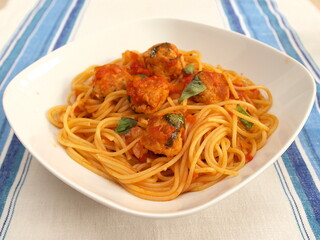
[165,131,178,148]
[164,113,185,130]
[178,73,207,104]
[133,74,147,79]
[150,43,170,58]
[115,117,138,135]
[127,95,131,103]
[236,104,254,130]
[183,63,195,75]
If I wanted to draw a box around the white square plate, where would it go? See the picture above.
[3,18,315,218]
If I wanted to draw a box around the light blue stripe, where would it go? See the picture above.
[0,0,86,235]
[298,106,320,179]
[235,0,279,49]
[274,161,309,240]
[268,0,320,80]
[0,136,26,216]
[258,1,320,177]
[0,0,45,62]
[0,0,54,160]
[4,0,73,79]
[0,0,72,159]
[223,0,320,237]
[0,154,31,239]
[53,0,86,50]
[220,0,245,34]
[257,0,320,235]
[0,0,52,84]
[257,0,320,109]
[282,147,320,236]
[256,0,302,62]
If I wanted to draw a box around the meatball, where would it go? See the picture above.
[127,75,169,114]
[92,64,132,98]
[122,50,150,76]
[193,71,230,104]
[141,113,185,157]
[143,42,184,80]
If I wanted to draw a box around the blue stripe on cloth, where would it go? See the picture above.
[0,136,25,215]
[298,112,320,179]
[274,161,309,240]
[233,0,279,49]
[258,0,320,110]
[0,0,54,160]
[0,0,52,85]
[220,0,245,34]
[221,0,320,237]
[268,0,320,80]
[0,154,31,239]
[282,146,320,237]
[0,0,73,159]
[0,0,44,62]
[0,0,86,236]
[261,0,320,179]
[256,0,303,63]
[53,0,86,50]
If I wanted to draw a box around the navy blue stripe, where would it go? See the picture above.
[0,1,72,164]
[0,136,25,216]
[220,0,245,34]
[0,0,86,230]
[223,0,320,236]
[299,111,320,179]
[0,154,31,238]
[283,143,320,230]
[274,162,309,239]
[53,0,86,50]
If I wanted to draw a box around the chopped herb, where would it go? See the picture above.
[115,117,138,135]
[133,74,147,79]
[236,104,254,130]
[178,73,207,104]
[164,113,185,148]
[183,63,195,74]
[165,131,178,148]
[127,95,131,103]
[150,43,170,58]
[164,113,185,130]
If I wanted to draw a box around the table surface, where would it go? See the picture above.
[0,0,319,239]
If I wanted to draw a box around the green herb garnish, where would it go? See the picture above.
[115,117,138,135]
[178,73,206,104]
[164,113,185,148]
[165,131,178,148]
[150,43,170,58]
[236,104,253,130]
[133,74,147,79]
[164,113,185,129]
[182,63,195,75]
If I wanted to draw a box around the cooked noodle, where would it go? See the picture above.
[48,43,278,201]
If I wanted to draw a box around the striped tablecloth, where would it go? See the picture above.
[0,0,319,239]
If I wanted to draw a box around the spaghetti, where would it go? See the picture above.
[48,42,278,201]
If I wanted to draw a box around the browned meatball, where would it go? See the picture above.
[143,43,184,80]
[141,113,185,157]
[127,75,169,114]
[193,71,230,104]
[92,64,132,98]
